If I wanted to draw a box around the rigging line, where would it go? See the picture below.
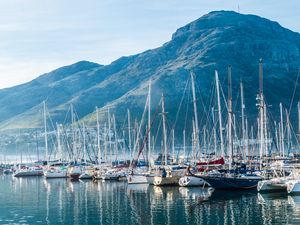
[184,88,190,131]
[172,75,190,130]
[201,81,216,132]
[288,68,300,115]
[154,117,162,153]
[134,101,161,164]
[131,93,150,157]
[63,105,71,125]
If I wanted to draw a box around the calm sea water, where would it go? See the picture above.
[1,175,300,225]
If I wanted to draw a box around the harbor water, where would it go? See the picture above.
[1,175,300,225]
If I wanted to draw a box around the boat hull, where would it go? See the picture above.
[199,175,262,190]
[153,176,181,186]
[179,175,206,187]
[79,173,93,179]
[146,175,155,185]
[70,174,81,179]
[257,179,287,192]
[44,170,68,178]
[14,170,44,177]
[127,174,148,184]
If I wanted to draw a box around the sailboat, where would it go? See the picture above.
[195,66,263,190]
[152,93,187,186]
[14,166,44,177]
[127,80,153,184]
[44,123,68,178]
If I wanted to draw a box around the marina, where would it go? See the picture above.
[0,1,300,224]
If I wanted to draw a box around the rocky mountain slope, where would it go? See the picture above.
[1,10,300,133]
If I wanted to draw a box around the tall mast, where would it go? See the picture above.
[215,71,224,158]
[161,93,168,166]
[127,109,132,158]
[71,104,76,162]
[56,123,62,161]
[280,103,285,157]
[298,102,300,139]
[183,129,186,161]
[245,118,249,159]
[172,129,175,163]
[113,115,118,164]
[203,126,207,157]
[274,121,279,152]
[212,107,217,156]
[240,81,246,160]
[148,80,152,164]
[191,72,200,162]
[258,59,264,168]
[122,130,126,162]
[192,119,196,160]
[96,107,101,165]
[35,129,40,161]
[108,108,112,164]
[286,108,291,152]
[104,123,107,163]
[83,123,86,164]
[228,66,233,166]
[43,101,48,164]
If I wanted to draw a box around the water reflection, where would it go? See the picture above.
[3,176,300,224]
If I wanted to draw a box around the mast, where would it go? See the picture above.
[240,81,246,160]
[56,123,62,162]
[280,103,285,157]
[35,129,40,162]
[161,93,168,166]
[245,118,249,160]
[258,59,264,168]
[108,108,112,164]
[172,129,175,163]
[127,109,132,158]
[286,108,291,153]
[122,130,126,162]
[71,104,76,162]
[83,123,87,164]
[274,121,279,152]
[215,71,224,158]
[96,107,101,165]
[183,129,186,161]
[298,102,300,139]
[43,101,48,164]
[192,119,196,160]
[228,66,233,166]
[148,80,152,164]
[212,107,217,156]
[113,114,118,164]
[104,123,108,163]
[191,72,200,162]
[203,126,207,157]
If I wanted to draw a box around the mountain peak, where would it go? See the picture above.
[171,10,292,41]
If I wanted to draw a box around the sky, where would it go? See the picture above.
[0,0,299,89]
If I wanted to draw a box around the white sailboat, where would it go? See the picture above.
[44,123,68,178]
[14,166,44,177]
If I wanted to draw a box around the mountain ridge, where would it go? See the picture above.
[0,10,300,133]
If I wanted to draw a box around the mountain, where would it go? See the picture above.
[0,10,300,133]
